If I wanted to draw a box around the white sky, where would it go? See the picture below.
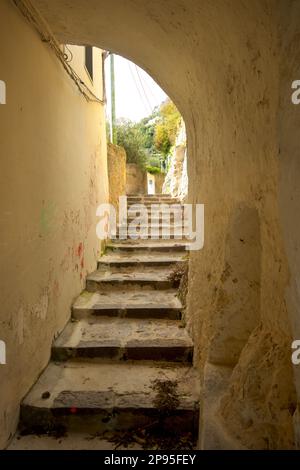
[105,54,167,123]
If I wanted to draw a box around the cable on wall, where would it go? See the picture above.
[12,0,106,104]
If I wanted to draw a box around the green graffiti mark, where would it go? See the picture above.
[40,201,56,236]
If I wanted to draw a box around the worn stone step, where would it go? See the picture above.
[98,251,187,268]
[127,201,181,206]
[117,225,188,235]
[126,220,188,228]
[127,195,176,199]
[117,225,187,231]
[118,224,189,234]
[127,211,187,219]
[8,432,141,450]
[72,289,182,320]
[20,361,200,436]
[126,201,182,207]
[127,203,183,207]
[115,236,189,242]
[86,266,175,290]
[107,240,190,252]
[127,195,177,200]
[127,203,184,210]
[52,317,193,362]
[116,234,189,241]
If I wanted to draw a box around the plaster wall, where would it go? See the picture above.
[0,0,108,448]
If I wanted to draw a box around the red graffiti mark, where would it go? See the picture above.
[77,242,84,258]
[80,256,85,270]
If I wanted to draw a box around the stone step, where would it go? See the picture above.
[20,361,200,436]
[98,252,187,268]
[127,194,177,200]
[119,223,187,228]
[52,317,193,362]
[86,266,175,290]
[8,432,141,450]
[127,203,184,209]
[127,210,186,218]
[127,201,181,206]
[127,193,172,196]
[107,240,189,252]
[115,234,189,241]
[72,289,182,320]
[118,224,188,231]
[126,218,188,227]
[117,225,188,234]
[126,201,181,207]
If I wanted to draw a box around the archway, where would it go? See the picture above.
[6,0,299,449]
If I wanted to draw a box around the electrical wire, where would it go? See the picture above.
[13,0,105,104]
[134,64,154,113]
[128,62,152,116]
[64,45,74,63]
[143,75,159,107]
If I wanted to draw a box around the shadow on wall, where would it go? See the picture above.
[207,205,296,449]
[208,204,261,366]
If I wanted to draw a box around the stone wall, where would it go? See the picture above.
[163,122,188,199]
[155,173,166,194]
[107,143,126,210]
[126,163,147,195]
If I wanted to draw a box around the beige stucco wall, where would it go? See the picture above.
[7,0,300,449]
[0,0,108,448]
[64,44,104,100]
[107,143,126,210]
[126,163,147,195]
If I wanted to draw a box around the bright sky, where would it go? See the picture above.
[105,54,167,123]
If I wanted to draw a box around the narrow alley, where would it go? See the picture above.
[2,0,300,456]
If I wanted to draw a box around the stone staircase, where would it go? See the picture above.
[16,194,200,449]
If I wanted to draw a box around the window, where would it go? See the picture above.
[85,46,93,82]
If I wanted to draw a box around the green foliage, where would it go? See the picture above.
[154,100,181,158]
[146,165,162,175]
[113,98,181,171]
[148,156,161,168]
[115,119,147,169]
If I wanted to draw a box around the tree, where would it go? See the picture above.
[154,100,181,158]
[113,99,181,172]
[115,119,147,169]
